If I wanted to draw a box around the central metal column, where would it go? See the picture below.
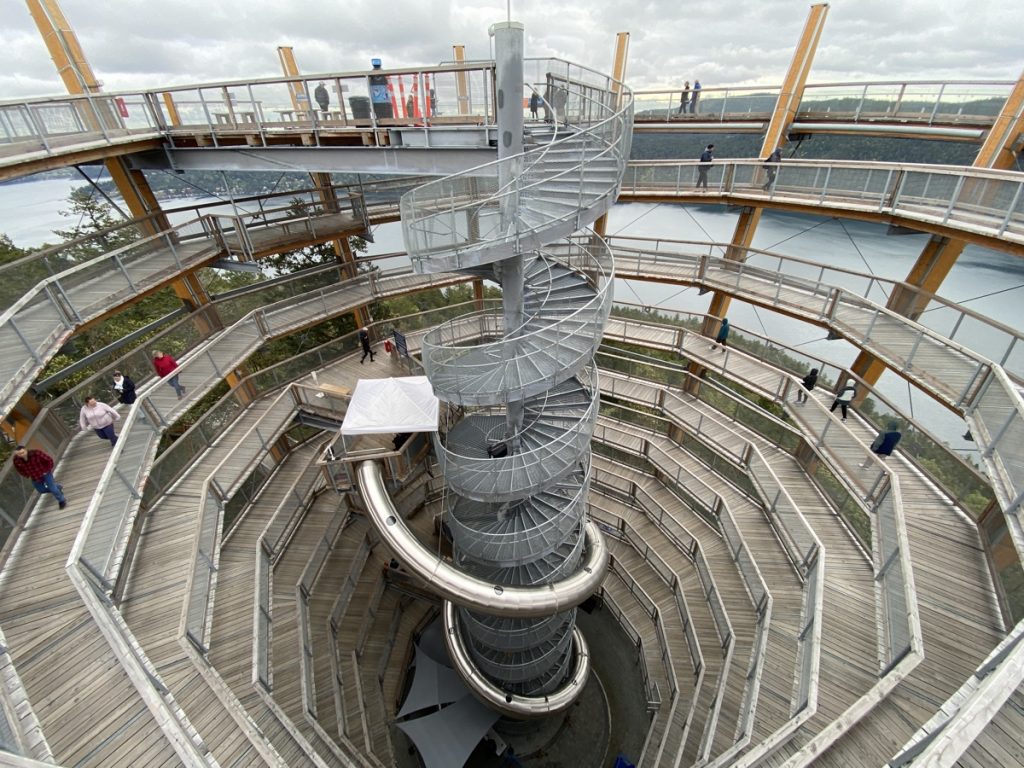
[493,21,526,447]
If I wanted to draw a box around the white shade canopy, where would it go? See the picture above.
[340,376,439,435]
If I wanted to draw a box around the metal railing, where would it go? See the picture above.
[401,59,633,273]
[887,617,1024,767]
[605,237,1024,554]
[0,183,369,416]
[620,160,1024,248]
[605,238,1024,384]
[591,415,774,760]
[594,344,929,763]
[631,79,1013,126]
[0,61,499,165]
[4,75,1011,169]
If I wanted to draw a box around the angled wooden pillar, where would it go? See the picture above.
[852,67,1024,387]
[2,393,42,443]
[704,3,830,331]
[453,45,470,116]
[29,0,205,324]
[27,0,169,229]
[593,32,630,241]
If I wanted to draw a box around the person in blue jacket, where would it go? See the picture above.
[690,79,702,113]
[710,317,729,351]
[861,422,902,467]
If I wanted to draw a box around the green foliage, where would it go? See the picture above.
[51,188,141,264]
[0,234,28,266]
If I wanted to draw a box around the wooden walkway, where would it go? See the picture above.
[0,208,363,418]
[0,426,184,766]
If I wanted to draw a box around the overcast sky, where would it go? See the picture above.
[1,0,1020,99]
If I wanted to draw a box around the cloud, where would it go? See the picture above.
[0,0,1019,99]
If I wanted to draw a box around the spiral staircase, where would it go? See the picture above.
[359,57,634,714]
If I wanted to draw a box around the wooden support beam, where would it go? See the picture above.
[853,67,1024,388]
[705,3,829,325]
[592,32,630,240]
[2,392,41,444]
[473,279,485,311]
[453,45,470,116]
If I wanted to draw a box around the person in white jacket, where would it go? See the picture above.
[79,396,120,447]
[829,381,857,422]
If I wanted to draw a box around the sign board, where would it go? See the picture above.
[392,329,409,358]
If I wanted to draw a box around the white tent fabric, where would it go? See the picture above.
[340,376,439,435]
[396,645,468,719]
[397,694,500,768]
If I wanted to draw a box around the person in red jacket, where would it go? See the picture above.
[12,445,67,510]
[152,350,185,399]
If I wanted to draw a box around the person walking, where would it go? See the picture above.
[314,81,330,115]
[112,370,137,405]
[861,422,902,468]
[677,81,690,114]
[12,445,67,510]
[79,396,120,447]
[690,80,702,114]
[529,91,541,119]
[830,380,857,422]
[763,146,782,190]
[710,317,730,351]
[359,327,375,364]
[696,144,714,190]
[152,350,185,398]
[796,367,818,404]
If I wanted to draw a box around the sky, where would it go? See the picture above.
[1,0,1021,99]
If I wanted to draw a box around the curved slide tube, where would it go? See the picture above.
[442,600,591,718]
[356,460,608,618]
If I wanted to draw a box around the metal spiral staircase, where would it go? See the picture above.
[388,53,634,715]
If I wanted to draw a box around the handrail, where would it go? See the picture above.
[609,299,995,497]
[620,159,1024,250]
[596,344,926,762]
[604,237,1024,551]
[887,617,1024,767]
[400,59,633,272]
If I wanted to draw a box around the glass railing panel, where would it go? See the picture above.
[78,405,161,586]
[0,103,42,149]
[184,489,222,651]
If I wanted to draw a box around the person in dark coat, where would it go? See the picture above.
[677,81,690,114]
[359,327,375,364]
[696,144,714,190]
[861,422,902,467]
[529,91,541,119]
[314,82,330,115]
[12,445,66,510]
[112,370,137,405]
[796,367,818,404]
[763,146,782,190]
